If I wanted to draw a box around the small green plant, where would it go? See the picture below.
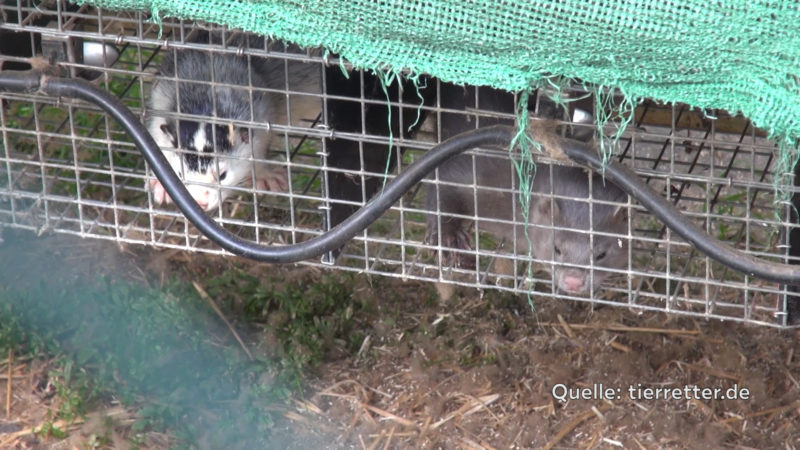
[206,269,365,372]
[36,416,69,440]
[51,361,89,423]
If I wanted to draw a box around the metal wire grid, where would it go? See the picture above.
[1,0,797,327]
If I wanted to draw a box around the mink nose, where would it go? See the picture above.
[195,190,211,210]
[561,273,585,293]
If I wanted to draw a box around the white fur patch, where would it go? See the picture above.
[191,125,207,152]
[148,81,174,112]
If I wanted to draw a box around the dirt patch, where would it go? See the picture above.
[299,288,799,449]
[1,231,799,449]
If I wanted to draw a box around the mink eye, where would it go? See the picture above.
[218,170,228,181]
[554,246,562,256]
[596,251,607,261]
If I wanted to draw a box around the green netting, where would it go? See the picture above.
[78,0,800,185]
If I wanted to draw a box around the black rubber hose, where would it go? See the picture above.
[0,70,41,92]
[2,70,800,283]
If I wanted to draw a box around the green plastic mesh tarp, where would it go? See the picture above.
[78,0,800,179]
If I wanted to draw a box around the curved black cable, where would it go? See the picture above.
[2,70,799,283]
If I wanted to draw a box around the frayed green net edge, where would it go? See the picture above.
[510,79,639,313]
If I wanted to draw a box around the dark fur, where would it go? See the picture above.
[426,86,628,293]
[153,32,270,172]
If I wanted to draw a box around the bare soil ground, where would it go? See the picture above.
[1,231,799,449]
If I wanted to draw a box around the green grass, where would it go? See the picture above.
[205,269,367,371]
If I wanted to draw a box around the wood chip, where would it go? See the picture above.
[193,281,253,360]
[679,362,741,382]
[362,403,415,428]
[632,436,649,450]
[543,402,613,450]
[609,341,631,353]
[5,348,11,418]
[294,399,324,415]
[284,411,309,423]
[381,426,396,450]
[431,394,500,430]
[557,314,575,338]
[719,401,800,424]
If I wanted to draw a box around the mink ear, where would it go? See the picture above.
[551,199,562,220]
[160,122,178,148]
[534,197,561,221]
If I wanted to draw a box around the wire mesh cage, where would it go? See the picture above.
[1,0,799,328]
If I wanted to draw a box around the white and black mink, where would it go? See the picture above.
[147,32,319,211]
